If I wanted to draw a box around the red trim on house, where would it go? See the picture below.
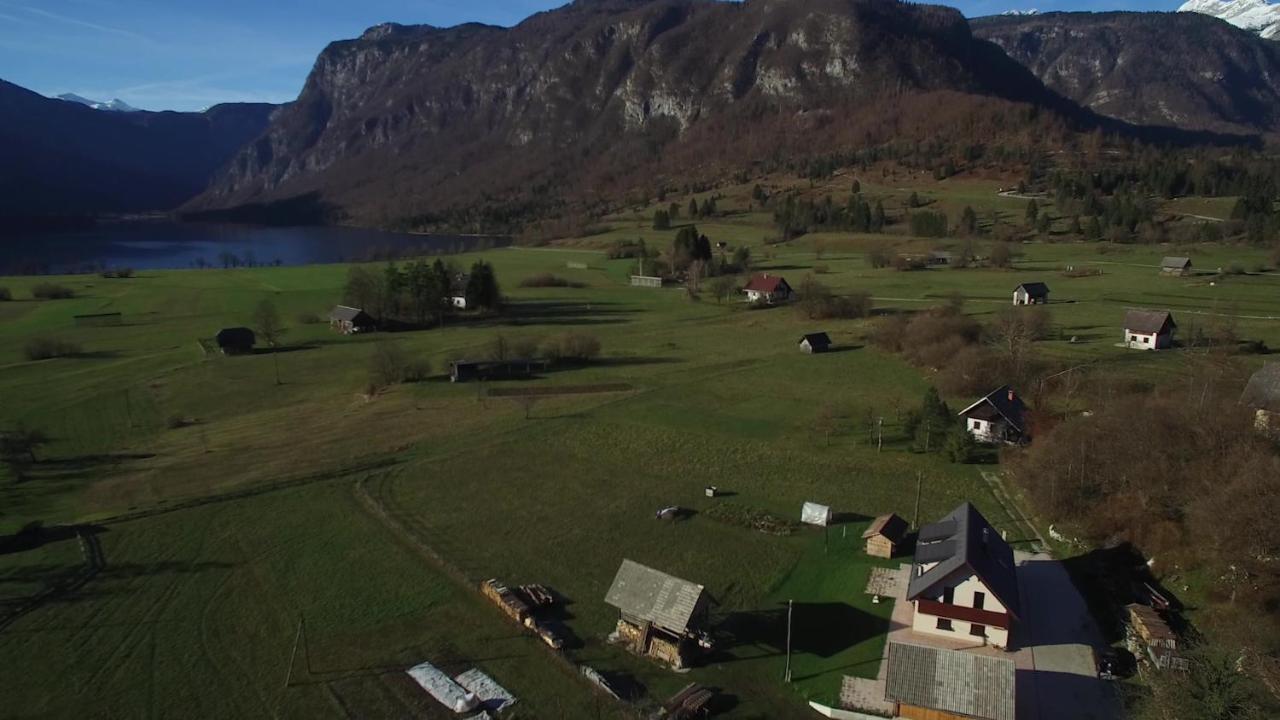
[917,599,1012,630]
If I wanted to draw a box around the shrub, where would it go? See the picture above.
[24,337,82,360]
[100,268,134,278]
[0,287,10,301]
[31,283,74,300]
[368,340,425,388]
[519,273,582,288]
[545,332,602,363]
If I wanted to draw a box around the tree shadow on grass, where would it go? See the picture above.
[458,300,639,329]
[710,602,886,663]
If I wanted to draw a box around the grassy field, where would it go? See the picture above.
[3,176,1280,718]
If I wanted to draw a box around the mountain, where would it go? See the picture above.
[0,79,277,216]
[56,93,140,112]
[972,11,1280,135]
[1178,0,1280,39]
[188,0,1094,229]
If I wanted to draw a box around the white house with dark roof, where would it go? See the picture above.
[1123,310,1176,350]
[1012,282,1049,305]
[906,502,1020,649]
[742,273,792,304]
[884,641,1015,720]
[958,386,1028,444]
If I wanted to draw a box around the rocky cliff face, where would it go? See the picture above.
[190,0,1065,227]
[973,11,1280,135]
[0,79,277,216]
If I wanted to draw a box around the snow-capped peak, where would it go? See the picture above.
[1178,0,1280,39]
[1001,8,1040,15]
[55,93,139,112]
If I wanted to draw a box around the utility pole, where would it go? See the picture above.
[784,599,794,683]
[284,614,303,688]
[912,472,924,530]
[877,417,884,452]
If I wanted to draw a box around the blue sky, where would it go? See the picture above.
[1,0,1184,112]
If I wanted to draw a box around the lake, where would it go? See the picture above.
[0,220,509,275]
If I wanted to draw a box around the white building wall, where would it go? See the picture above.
[965,417,1006,443]
[910,571,1011,649]
[1124,330,1169,350]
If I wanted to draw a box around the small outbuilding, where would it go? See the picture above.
[799,332,832,354]
[862,513,909,559]
[604,559,710,669]
[1123,310,1176,350]
[1161,257,1192,276]
[742,273,792,304]
[801,501,832,527]
[958,386,1028,444]
[329,305,375,334]
[884,642,1015,720]
[215,327,256,355]
[449,359,546,383]
[448,274,470,309]
[1240,363,1280,432]
[1012,282,1049,306]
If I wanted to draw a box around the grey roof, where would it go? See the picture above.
[1124,309,1175,335]
[884,642,1015,720]
[800,332,832,347]
[1241,363,1280,413]
[906,502,1020,618]
[1015,282,1049,297]
[604,560,706,635]
[215,327,255,346]
[329,305,369,322]
[958,386,1028,433]
[1161,256,1192,269]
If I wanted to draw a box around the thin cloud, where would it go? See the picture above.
[21,5,153,43]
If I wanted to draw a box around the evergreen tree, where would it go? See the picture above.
[946,425,978,463]
[959,206,979,236]
[914,387,952,452]
[464,260,501,311]
[1025,199,1039,226]
[871,201,886,232]
[653,209,671,230]
[689,198,699,219]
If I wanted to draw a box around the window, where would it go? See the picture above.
[942,587,954,605]
[1130,335,1138,342]
[970,624,987,637]
[936,618,953,631]
[972,420,980,430]
[973,592,985,610]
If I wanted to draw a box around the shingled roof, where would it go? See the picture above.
[1161,256,1192,270]
[1241,363,1280,413]
[329,305,369,322]
[1015,282,1049,297]
[906,502,1020,618]
[743,274,789,293]
[958,386,1028,434]
[1124,310,1176,335]
[863,513,908,542]
[884,642,1015,720]
[604,560,707,636]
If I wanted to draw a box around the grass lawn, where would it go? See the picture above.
[3,176,1279,717]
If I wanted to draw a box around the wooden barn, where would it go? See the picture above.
[863,513,909,559]
[449,359,546,383]
[1161,257,1192,276]
[1123,310,1176,350]
[604,559,710,669]
[215,327,256,355]
[329,305,374,334]
[1011,282,1049,306]
[884,642,1015,720]
[799,332,832,354]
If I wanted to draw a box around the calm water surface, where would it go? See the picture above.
[1,221,508,274]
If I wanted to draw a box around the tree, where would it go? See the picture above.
[668,202,680,221]
[689,198,699,219]
[1086,216,1103,241]
[731,246,752,272]
[851,179,861,194]
[253,299,287,385]
[652,209,671,230]
[871,200,886,232]
[945,425,979,463]
[368,340,408,390]
[907,191,921,208]
[710,275,736,304]
[1025,199,1039,226]
[914,387,952,452]
[465,260,501,311]
[343,266,384,320]
[990,242,1013,268]
[1,425,49,465]
[1036,212,1051,235]
[959,206,979,236]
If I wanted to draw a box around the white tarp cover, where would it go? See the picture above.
[407,661,479,713]
[455,668,517,712]
[801,501,832,527]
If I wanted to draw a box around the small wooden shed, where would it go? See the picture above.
[1161,257,1192,276]
[329,305,374,334]
[863,513,909,558]
[215,327,256,355]
[1012,282,1049,306]
[799,332,832,354]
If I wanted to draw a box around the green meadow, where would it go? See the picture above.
[3,176,1279,718]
